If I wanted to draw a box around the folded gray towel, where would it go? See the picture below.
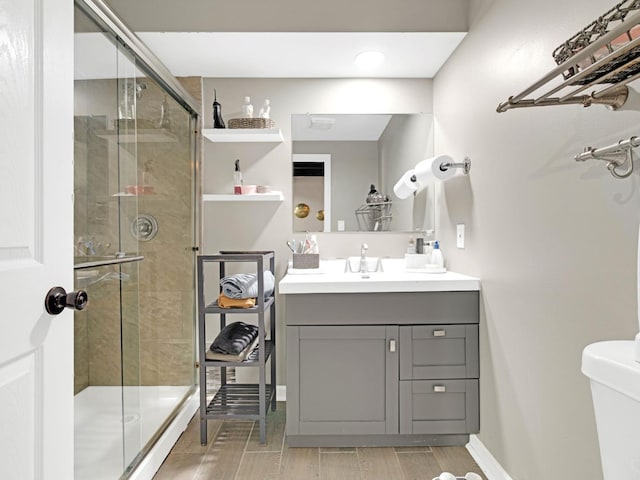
[210,321,259,355]
[220,271,275,299]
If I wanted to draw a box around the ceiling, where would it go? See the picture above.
[74,31,467,79]
[137,32,467,78]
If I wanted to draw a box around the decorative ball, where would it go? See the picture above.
[294,203,310,218]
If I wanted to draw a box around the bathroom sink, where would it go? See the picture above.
[280,258,480,294]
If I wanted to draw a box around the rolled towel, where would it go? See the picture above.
[220,271,275,299]
[210,321,259,355]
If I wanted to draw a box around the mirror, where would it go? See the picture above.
[292,113,435,233]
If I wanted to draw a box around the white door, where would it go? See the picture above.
[0,0,74,478]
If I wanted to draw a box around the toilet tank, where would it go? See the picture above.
[582,341,640,479]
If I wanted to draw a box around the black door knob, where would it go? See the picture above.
[44,286,89,315]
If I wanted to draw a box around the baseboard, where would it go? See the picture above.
[129,390,200,480]
[466,435,513,480]
[277,384,286,401]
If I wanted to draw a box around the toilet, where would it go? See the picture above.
[582,341,640,479]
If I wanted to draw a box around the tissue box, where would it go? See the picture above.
[292,253,319,269]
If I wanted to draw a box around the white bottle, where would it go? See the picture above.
[431,240,444,268]
[258,99,271,119]
[424,241,433,264]
[310,234,319,254]
[241,96,253,118]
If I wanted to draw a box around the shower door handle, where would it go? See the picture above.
[44,286,88,315]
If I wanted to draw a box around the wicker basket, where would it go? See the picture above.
[228,118,276,129]
[552,0,640,85]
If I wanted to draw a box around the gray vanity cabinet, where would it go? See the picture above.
[285,291,479,447]
[286,325,398,436]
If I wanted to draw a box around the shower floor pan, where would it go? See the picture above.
[74,385,191,480]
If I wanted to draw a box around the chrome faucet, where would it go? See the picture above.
[359,243,369,274]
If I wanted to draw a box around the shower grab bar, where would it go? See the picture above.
[74,255,144,270]
[575,136,640,179]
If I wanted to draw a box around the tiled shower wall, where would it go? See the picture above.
[74,77,201,394]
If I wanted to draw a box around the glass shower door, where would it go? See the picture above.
[74,6,143,478]
[119,72,198,475]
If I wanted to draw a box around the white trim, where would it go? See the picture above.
[466,435,514,480]
[277,384,287,402]
[128,390,200,480]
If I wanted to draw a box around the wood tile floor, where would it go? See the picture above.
[154,403,486,480]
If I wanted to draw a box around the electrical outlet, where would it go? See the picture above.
[456,224,465,248]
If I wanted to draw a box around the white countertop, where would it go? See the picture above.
[278,258,480,294]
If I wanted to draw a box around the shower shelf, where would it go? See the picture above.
[197,251,276,446]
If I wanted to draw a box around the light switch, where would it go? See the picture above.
[338,220,345,231]
[456,224,465,248]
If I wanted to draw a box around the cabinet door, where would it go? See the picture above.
[287,325,398,435]
[400,325,479,380]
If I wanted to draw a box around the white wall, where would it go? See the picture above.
[434,0,640,478]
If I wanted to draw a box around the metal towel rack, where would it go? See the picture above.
[575,136,639,178]
[497,6,640,113]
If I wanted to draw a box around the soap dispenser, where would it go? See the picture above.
[431,241,444,268]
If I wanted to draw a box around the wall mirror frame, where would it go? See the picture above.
[291,113,435,233]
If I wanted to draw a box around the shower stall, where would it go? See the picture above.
[73,1,200,478]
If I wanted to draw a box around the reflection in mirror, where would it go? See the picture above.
[291,114,435,233]
[292,154,331,232]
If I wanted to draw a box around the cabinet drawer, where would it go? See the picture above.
[400,325,478,380]
[399,379,479,434]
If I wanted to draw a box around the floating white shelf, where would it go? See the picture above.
[203,191,284,202]
[202,128,283,143]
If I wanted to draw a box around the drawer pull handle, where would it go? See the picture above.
[433,330,446,337]
[389,339,396,353]
[434,385,447,393]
